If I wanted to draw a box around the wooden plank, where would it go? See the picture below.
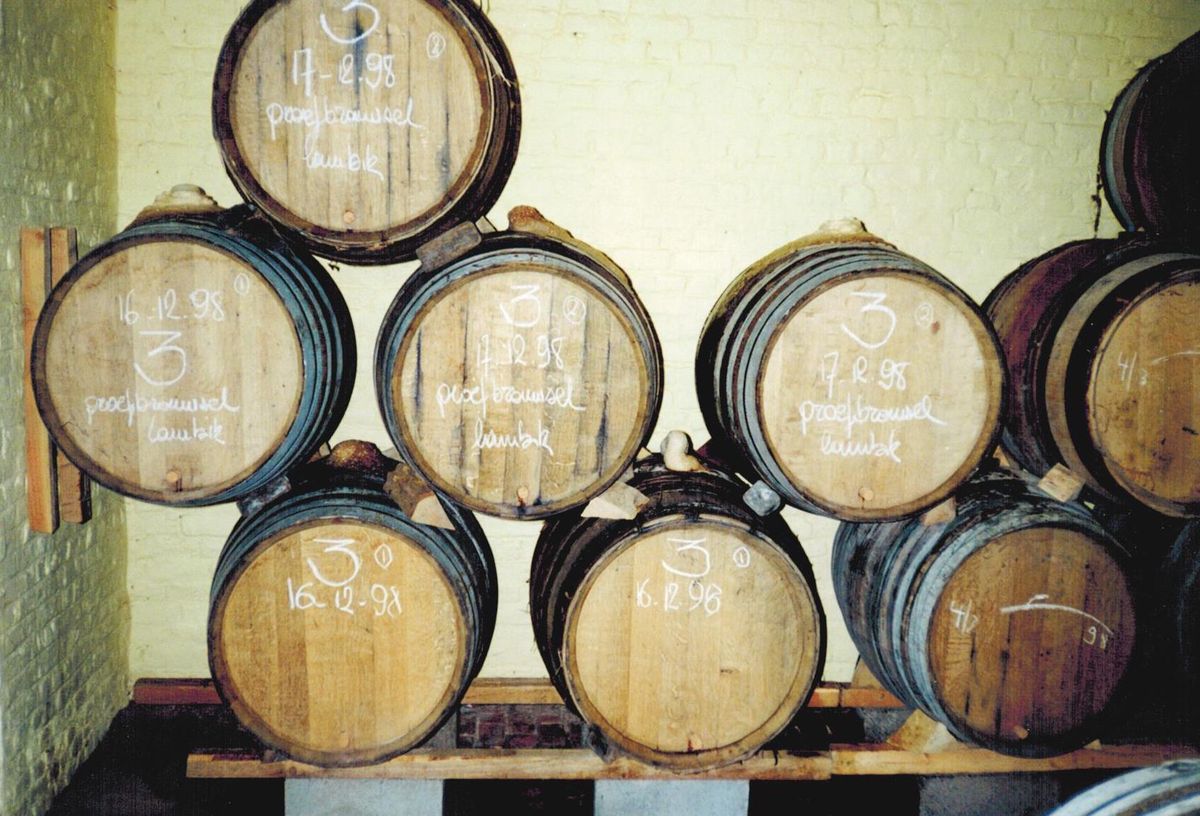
[187,743,1200,781]
[829,743,1200,776]
[839,688,903,709]
[48,227,92,525]
[187,748,832,781]
[133,677,906,709]
[22,227,58,534]
[132,677,567,707]
[133,678,224,706]
[805,687,841,708]
[461,678,564,706]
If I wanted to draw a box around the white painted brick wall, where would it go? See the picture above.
[0,3,126,815]
[115,1,1200,687]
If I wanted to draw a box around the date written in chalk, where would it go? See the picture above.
[285,538,403,618]
[634,538,754,617]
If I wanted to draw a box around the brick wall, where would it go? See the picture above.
[116,1,1200,684]
[0,3,127,815]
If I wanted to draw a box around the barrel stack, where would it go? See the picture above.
[986,31,1200,516]
[26,0,1199,780]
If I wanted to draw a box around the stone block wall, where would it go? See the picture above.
[0,3,127,814]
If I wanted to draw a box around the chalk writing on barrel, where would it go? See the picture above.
[1000,594,1114,650]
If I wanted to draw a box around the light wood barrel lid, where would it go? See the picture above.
[210,520,467,766]
[392,267,652,518]
[37,240,303,503]
[563,518,822,770]
[927,527,1135,750]
[759,271,1002,518]
[216,0,517,261]
[1088,277,1200,514]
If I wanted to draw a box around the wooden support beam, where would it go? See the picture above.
[133,677,905,710]
[22,226,91,532]
[828,743,1199,776]
[187,743,1200,781]
[47,227,91,524]
[187,748,833,781]
[22,228,58,534]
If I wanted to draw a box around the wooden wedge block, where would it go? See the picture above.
[581,481,650,520]
[886,710,960,754]
[1038,463,1085,503]
[384,462,454,529]
[920,497,956,526]
[850,658,885,691]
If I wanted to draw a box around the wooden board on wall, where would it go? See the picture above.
[22,226,93,533]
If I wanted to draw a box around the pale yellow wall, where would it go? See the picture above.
[0,3,127,815]
[117,1,1200,684]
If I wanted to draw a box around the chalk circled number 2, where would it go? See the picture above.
[320,1,380,45]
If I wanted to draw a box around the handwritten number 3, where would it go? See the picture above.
[320,0,380,45]
[841,291,897,350]
[134,331,187,388]
[306,539,363,588]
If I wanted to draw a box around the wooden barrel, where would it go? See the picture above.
[832,467,1137,757]
[696,221,1005,521]
[31,203,354,506]
[374,214,662,519]
[213,0,519,264]
[208,445,495,767]
[1101,32,1200,235]
[530,457,825,771]
[1045,761,1200,815]
[984,235,1200,516]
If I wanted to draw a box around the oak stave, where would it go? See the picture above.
[530,457,825,771]
[375,229,662,520]
[832,467,1137,757]
[208,459,496,767]
[697,232,1005,522]
[1101,31,1200,235]
[31,206,355,506]
[985,235,1200,516]
[213,0,520,264]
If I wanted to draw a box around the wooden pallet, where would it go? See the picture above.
[161,677,1199,781]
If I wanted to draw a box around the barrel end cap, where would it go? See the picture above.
[131,184,223,226]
